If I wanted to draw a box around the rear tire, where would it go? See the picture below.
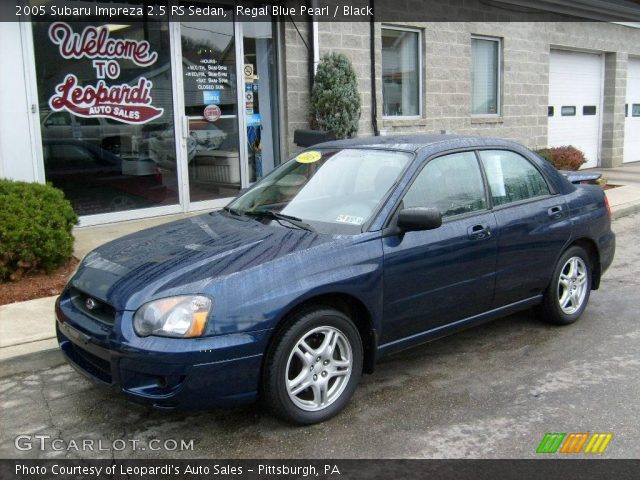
[538,246,592,325]
[262,307,363,424]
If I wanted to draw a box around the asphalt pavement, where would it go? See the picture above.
[1,214,638,459]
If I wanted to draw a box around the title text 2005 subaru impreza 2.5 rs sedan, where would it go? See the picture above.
[56,135,615,424]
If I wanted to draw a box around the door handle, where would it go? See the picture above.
[548,205,563,219]
[467,224,491,240]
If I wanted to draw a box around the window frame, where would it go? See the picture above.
[470,35,503,117]
[379,147,559,233]
[383,149,491,230]
[401,151,490,220]
[381,25,423,120]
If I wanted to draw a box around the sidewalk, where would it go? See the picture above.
[586,162,640,219]
[2,163,640,377]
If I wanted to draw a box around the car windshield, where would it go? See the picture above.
[227,148,412,233]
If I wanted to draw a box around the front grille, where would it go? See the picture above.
[69,288,116,326]
[66,343,112,384]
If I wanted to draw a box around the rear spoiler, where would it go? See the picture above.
[559,170,602,185]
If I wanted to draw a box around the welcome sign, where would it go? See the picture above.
[47,22,164,124]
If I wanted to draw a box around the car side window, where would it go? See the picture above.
[403,151,487,218]
[478,150,550,206]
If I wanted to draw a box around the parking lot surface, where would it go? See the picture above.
[1,214,638,459]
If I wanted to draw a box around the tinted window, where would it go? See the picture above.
[583,105,596,116]
[77,116,100,126]
[44,112,71,126]
[479,150,550,206]
[403,152,486,218]
[561,106,576,116]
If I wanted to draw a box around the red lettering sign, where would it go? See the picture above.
[49,74,164,124]
[48,22,157,67]
[47,22,163,124]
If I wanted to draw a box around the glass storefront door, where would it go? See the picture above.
[242,22,280,184]
[180,14,242,203]
[179,13,280,208]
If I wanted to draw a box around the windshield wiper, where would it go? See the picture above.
[222,206,245,216]
[245,210,316,233]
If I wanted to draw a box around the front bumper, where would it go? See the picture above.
[55,294,271,410]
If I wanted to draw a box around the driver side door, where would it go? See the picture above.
[381,151,498,345]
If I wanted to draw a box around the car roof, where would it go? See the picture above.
[314,134,525,153]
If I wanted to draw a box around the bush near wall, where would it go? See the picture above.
[0,180,78,282]
[536,146,587,171]
[310,52,361,139]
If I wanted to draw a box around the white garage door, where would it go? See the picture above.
[548,50,603,169]
[624,58,640,163]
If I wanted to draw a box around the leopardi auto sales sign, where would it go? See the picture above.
[47,22,164,124]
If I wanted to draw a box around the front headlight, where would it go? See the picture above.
[133,295,212,338]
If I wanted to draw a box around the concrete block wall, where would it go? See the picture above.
[317,22,375,138]
[281,15,640,167]
[283,21,312,156]
[602,52,628,168]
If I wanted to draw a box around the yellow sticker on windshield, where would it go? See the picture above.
[296,151,322,163]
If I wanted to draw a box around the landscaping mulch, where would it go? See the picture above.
[0,257,79,306]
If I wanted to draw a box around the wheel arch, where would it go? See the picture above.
[567,237,601,289]
[262,292,378,378]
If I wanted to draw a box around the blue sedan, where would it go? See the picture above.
[56,135,615,424]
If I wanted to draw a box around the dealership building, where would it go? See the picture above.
[1,0,640,226]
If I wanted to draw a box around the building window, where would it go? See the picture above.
[382,27,421,117]
[561,106,577,116]
[471,36,501,115]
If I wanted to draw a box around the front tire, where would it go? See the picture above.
[262,308,363,424]
[538,246,592,325]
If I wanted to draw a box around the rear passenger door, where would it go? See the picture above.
[382,151,498,344]
[477,149,572,308]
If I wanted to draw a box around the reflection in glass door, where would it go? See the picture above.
[242,22,280,183]
[180,15,241,203]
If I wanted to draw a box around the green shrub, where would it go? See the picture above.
[310,52,361,139]
[536,146,587,171]
[0,180,78,281]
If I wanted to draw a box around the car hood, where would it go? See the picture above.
[70,212,335,310]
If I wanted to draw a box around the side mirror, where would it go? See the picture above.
[397,207,442,232]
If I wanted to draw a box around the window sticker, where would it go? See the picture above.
[296,151,322,163]
[482,152,506,197]
[336,214,364,225]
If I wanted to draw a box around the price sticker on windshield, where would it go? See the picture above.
[296,151,322,163]
[336,214,364,225]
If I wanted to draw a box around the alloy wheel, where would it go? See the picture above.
[557,256,588,315]
[285,326,353,412]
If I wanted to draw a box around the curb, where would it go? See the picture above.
[0,348,64,379]
[612,201,640,220]
[1,203,638,378]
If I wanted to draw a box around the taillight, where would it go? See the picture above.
[604,194,612,220]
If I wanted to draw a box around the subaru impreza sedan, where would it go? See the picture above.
[56,135,615,424]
